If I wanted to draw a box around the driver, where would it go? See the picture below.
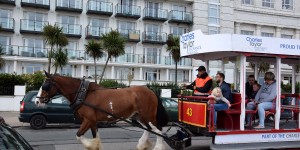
[186,66,212,96]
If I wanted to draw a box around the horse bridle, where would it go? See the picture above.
[36,78,56,103]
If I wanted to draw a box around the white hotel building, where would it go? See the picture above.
[0,0,299,85]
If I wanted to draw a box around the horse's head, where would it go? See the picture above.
[36,71,59,105]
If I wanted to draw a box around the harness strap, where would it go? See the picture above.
[70,79,90,111]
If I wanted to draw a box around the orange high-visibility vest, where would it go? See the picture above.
[194,76,212,94]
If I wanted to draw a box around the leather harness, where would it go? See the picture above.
[69,79,90,111]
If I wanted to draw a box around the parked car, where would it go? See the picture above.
[19,91,113,129]
[160,97,178,122]
[0,116,34,150]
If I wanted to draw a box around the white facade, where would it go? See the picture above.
[0,0,299,85]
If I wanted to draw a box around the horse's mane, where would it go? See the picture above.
[53,74,105,91]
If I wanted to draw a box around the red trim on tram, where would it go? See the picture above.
[216,129,300,135]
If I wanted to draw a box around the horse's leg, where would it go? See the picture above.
[76,120,101,150]
[149,122,166,150]
[137,129,152,150]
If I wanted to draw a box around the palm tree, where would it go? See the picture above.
[250,62,270,74]
[0,25,4,69]
[100,30,126,83]
[85,40,104,83]
[0,46,5,69]
[53,48,69,74]
[43,24,68,73]
[166,34,181,85]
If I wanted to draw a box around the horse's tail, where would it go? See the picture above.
[156,95,169,130]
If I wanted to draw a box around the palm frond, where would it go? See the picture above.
[84,39,104,59]
[101,30,126,58]
[166,34,181,62]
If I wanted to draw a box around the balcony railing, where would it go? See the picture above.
[0,0,15,5]
[114,54,192,66]
[86,26,111,39]
[86,0,113,16]
[0,17,14,32]
[55,23,82,38]
[18,46,48,58]
[20,19,48,33]
[165,56,192,66]
[143,8,168,21]
[21,0,50,9]
[115,4,141,18]
[67,49,86,60]
[168,10,193,24]
[56,0,82,13]
[118,29,140,42]
[142,32,167,44]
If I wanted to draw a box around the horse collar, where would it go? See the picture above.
[70,79,90,111]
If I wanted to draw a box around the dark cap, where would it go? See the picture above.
[196,66,206,71]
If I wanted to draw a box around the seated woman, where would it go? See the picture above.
[208,87,231,127]
[248,83,261,100]
[246,72,277,129]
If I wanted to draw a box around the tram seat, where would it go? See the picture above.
[218,93,242,130]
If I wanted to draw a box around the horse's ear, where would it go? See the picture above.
[44,70,50,78]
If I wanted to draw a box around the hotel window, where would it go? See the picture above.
[0,9,12,29]
[262,0,274,8]
[261,32,274,37]
[281,34,293,39]
[22,63,43,74]
[242,0,253,5]
[208,4,220,25]
[143,47,161,64]
[170,26,187,36]
[282,0,293,10]
[208,26,220,35]
[241,30,254,35]
[145,69,160,81]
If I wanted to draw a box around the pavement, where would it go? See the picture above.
[0,111,24,127]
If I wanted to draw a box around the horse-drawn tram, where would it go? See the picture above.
[175,30,300,150]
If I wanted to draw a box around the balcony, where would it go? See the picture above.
[0,17,14,32]
[142,32,167,44]
[118,29,140,42]
[56,23,82,38]
[86,0,113,16]
[168,10,193,24]
[18,46,48,58]
[143,8,168,22]
[55,0,82,13]
[115,4,141,19]
[165,56,192,66]
[21,0,50,9]
[1,45,18,56]
[85,26,111,39]
[20,19,48,34]
[0,0,15,6]
[67,49,85,60]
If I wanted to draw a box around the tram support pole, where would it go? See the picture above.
[292,65,296,94]
[254,63,258,80]
[239,54,246,131]
[275,57,281,130]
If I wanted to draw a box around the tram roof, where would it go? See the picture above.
[180,30,300,63]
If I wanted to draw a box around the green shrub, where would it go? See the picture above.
[99,79,127,88]
[21,71,45,91]
[281,82,300,94]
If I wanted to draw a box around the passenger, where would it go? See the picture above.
[208,87,231,127]
[246,72,277,129]
[246,75,257,98]
[248,83,261,100]
[216,73,232,103]
[186,66,212,96]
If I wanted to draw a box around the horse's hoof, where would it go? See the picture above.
[76,136,81,141]
[137,139,152,150]
[152,144,166,150]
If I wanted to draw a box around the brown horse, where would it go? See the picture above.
[36,72,169,150]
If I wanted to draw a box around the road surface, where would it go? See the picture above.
[15,124,211,150]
